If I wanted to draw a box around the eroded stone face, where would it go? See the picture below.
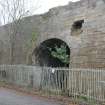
[0,0,105,68]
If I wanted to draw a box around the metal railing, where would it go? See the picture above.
[0,65,105,104]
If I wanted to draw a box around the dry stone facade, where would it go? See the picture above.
[0,0,105,68]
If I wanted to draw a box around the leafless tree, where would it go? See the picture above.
[0,0,40,64]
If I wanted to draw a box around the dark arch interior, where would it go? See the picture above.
[34,38,70,67]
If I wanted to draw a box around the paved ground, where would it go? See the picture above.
[0,88,64,105]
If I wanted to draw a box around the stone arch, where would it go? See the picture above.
[36,36,71,49]
[32,38,70,67]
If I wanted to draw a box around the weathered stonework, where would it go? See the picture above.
[0,0,105,68]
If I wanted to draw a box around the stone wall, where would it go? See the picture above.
[0,0,105,68]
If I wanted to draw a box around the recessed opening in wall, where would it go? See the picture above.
[71,20,84,36]
[33,38,70,67]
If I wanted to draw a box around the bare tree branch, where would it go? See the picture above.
[0,0,31,64]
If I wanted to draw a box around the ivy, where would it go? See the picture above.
[31,31,38,44]
[49,44,69,64]
[26,31,38,49]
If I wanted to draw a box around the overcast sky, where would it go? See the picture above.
[27,0,80,15]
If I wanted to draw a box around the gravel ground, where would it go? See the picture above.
[0,88,64,105]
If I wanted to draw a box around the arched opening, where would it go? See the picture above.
[34,38,70,67]
[32,38,70,93]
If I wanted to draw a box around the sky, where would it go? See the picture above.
[27,0,80,15]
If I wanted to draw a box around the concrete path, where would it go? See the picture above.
[0,88,64,105]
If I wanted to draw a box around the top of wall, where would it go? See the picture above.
[27,0,105,20]
[1,0,105,27]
